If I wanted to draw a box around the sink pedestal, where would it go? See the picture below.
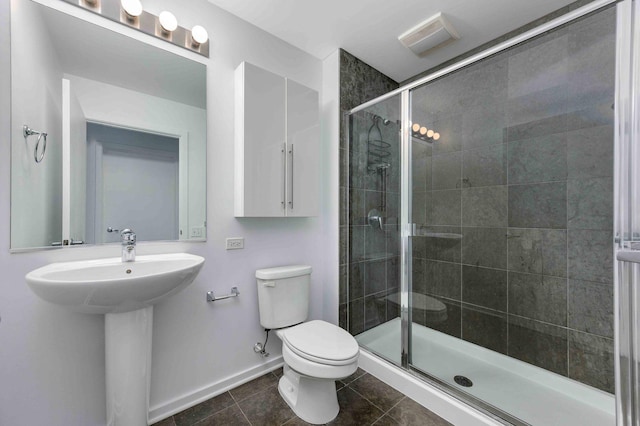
[25,253,205,426]
[106,306,153,426]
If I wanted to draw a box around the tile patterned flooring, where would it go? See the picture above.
[153,367,452,426]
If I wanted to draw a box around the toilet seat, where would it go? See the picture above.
[281,341,358,380]
[278,320,359,366]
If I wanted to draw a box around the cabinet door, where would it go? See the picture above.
[286,79,319,217]
[235,62,286,217]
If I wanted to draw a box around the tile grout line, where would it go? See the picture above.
[346,378,406,423]
[228,389,254,426]
[237,401,254,426]
[382,395,408,423]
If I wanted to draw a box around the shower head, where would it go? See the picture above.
[372,114,392,126]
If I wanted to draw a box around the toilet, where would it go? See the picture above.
[256,265,359,424]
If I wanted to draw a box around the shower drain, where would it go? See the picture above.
[454,375,473,387]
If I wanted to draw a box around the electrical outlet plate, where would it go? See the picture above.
[190,227,204,238]
[226,237,244,250]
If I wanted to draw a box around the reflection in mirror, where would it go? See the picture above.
[10,0,207,250]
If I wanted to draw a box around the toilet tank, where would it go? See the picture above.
[256,265,311,329]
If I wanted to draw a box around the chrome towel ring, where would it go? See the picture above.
[23,125,47,163]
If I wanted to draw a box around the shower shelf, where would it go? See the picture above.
[414,232,463,240]
[359,252,396,261]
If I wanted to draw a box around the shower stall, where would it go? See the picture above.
[344,0,640,424]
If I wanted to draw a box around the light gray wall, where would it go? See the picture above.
[0,0,329,425]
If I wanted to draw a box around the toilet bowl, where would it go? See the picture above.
[276,320,359,423]
[256,266,360,424]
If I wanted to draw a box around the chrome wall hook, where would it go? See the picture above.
[23,125,48,163]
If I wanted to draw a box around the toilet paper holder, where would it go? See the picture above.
[206,287,240,302]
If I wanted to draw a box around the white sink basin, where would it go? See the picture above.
[25,253,204,314]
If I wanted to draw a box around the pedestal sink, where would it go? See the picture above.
[25,253,205,425]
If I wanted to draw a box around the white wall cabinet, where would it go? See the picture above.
[235,62,319,217]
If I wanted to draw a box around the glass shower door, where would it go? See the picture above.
[406,5,617,425]
[347,94,403,363]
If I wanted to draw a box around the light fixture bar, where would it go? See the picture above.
[61,0,209,57]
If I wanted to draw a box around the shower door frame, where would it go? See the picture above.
[348,0,630,424]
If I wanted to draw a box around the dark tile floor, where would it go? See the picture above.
[153,368,452,426]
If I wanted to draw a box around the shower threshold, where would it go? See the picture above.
[356,318,614,426]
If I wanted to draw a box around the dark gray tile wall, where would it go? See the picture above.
[409,8,615,393]
[339,50,399,334]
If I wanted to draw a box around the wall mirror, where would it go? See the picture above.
[10,0,207,250]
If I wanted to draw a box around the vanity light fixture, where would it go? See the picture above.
[81,0,101,12]
[62,0,209,57]
[121,0,142,18]
[159,11,178,33]
[191,25,209,46]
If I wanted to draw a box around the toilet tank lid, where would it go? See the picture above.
[256,265,312,280]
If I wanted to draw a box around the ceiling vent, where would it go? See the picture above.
[398,13,459,57]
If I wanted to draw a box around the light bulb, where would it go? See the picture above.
[419,127,427,135]
[427,129,434,138]
[191,25,208,45]
[159,11,178,32]
[121,0,142,17]
[433,132,441,141]
[412,123,420,133]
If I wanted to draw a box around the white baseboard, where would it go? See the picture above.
[148,356,284,424]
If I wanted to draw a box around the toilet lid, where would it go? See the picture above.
[280,320,359,364]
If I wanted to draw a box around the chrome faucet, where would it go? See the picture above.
[120,229,136,262]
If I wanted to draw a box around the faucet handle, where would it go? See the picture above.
[120,229,136,244]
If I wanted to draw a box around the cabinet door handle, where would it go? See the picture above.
[288,144,294,210]
[281,143,286,209]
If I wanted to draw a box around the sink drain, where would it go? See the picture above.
[454,375,473,387]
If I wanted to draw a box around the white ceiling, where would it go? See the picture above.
[207,0,575,82]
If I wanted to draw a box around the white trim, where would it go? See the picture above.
[148,356,284,424]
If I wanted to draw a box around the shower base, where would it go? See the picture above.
[356,318,614,426]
